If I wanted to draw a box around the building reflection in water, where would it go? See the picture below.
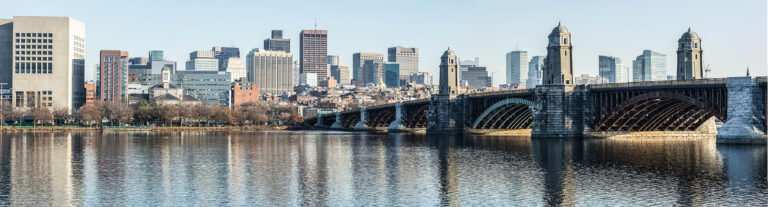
[0,132,765,206]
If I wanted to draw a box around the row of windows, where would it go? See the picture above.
[15,39,53,43]
[16,45,53,49]
[16,51,52,56]
[16,56,52,61]
[14,62,53,74]
[15,33,53,37]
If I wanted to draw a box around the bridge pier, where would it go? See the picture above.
[427,94,465,133]
[717,77,767,144]
[330,112,344,129]
[387,102,407,131]
[314,115,326,127]
[532,85,590,137]
[354,107,370,130]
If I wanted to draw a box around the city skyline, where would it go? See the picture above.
[1,0,765,86]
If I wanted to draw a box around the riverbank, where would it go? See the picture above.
[0,125,295,132]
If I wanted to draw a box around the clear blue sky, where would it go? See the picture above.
[2,0,765,84]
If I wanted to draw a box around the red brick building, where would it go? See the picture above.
[231,81,259,106]
[99,50,129,102]
[84,82,96,105]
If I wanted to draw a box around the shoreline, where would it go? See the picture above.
[0,125,297,132]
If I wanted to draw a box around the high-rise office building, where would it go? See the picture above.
[213,47,240,71]
[293,61,300,87]
[149,50,164,61]
[677,28,703,80]
[300,30,328,86]
[458,57,479,80]
[362,60,380,86]
[328,55,349,85]
[462,66,492,89]
[186,50,218,71]
[246,48,294,95]
[99,50,129,102]
[439,48,459,95]
[352,52,383,86]
[384,62,400,88]
[543,22,574,85]
[387,47,418,83]
[527,56,544,88]
[598,55,628,83]
[632,50,667,82]
[222,57,246,82]
[264,30,290,53]
[410,72,432,85]
[0,16,86,112]
[506,51,528,88]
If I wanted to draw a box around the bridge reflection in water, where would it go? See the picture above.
[0,131,765,206]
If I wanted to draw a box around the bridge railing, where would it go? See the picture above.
[465,89,535,97]
[588,78,727,90]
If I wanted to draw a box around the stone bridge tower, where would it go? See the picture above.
[677,28,703,80]
[428,48,464,132]
[543,22,574,85]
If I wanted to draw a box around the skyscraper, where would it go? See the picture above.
[439,48,459,95]
[186,50,218,71]
[387,47,418,83]
[99,50,129,102]
[246,48,294,95]
[506,51,528,88]
[543,22,574,85]
[632,50,667,82]
[527,56,544,88]
[264,30,290,53]
[300,30,328,86]
[328,55,349,85]
[0,16,86,112]
[352,52,384,86]
[458,57,479,80]
[677,28,703,80]
[362,60,379,86]
[598,55,627,83]
[212,47,240,71]
[384,62,400,88]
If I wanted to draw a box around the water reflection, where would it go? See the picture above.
[0,132,765,206]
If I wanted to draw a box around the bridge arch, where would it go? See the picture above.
[370,110,395,127]
[472,98,534,129]
[595,92,725,131]
[407,105,429,128]
[343,114,360,128]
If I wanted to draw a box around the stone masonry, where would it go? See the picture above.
[716,77,767,144]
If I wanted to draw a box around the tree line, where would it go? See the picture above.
[0,100,304,127]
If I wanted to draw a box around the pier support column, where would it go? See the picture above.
[354,107,369,130]
[388,102,406,131]
[717,77,767,144]
[427,94,463,133]
[532,85,588,137]
[330,112,344,129]
[314,115,326,127]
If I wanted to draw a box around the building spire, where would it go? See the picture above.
[558,20,562,26]
[746,66,750,76]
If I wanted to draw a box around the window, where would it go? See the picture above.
[564,38,568,44]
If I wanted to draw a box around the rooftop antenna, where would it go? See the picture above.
[314,17,317,30]
[515,43,519,51]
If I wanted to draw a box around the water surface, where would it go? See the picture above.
[0,131,765,206]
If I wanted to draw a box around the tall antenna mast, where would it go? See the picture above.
[314,17,317,30]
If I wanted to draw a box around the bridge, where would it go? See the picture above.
[306,76,767,144]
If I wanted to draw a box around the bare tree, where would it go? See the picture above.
[53,107,70,125]
[160,104,180,126]
[178,104,194,126]
[31,106,53,127]
[191,103,210,126]
[209,105,232,125]
[77,104,102,126]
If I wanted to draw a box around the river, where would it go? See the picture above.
[0,131,765,206]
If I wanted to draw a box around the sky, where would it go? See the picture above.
[2,0,766,84]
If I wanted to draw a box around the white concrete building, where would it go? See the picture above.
[0,16,86,113]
